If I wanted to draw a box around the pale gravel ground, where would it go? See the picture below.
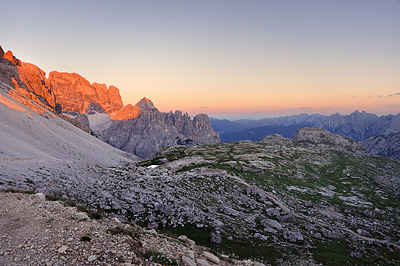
[0,192,260,266]
[0,192,146,266]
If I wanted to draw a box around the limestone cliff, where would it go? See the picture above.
[48,70,220,158]
[49,71,123,115]
[100,98,220,159]
[0,45,220,159]
[0,47,56,111]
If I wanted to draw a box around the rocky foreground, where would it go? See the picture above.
[0,191,279,266]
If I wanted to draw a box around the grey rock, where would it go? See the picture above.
[182,256,196,266]
[266,208,280,217]
[312,232,323,240]
[210,231,222,244]
[222,206,239,216]
[147,222,158,229]
[260,219,282,230]
[101,102,220,159]
[196,259,211,266]
[283,229,304,242]
[350,251,362,259]
[363,209,375,218]
[357,228,371,237]
[263,227,278,234]
[277,213,296,223]
[178,235,195,246]
[292,127,367,155]
[87,255,96,262]
[321,229,340,239]
[203,251,220,264]
[254,233,268,241]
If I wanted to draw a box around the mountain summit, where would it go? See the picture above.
[0,45,220,159]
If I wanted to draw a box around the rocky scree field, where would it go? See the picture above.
[3,127,399,265]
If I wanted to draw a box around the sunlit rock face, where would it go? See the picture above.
[49,70,221,158]
[0,47,56,110]
[49,71,124,115]
[0,45,220,159]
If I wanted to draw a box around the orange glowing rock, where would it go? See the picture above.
[110,104,140,120]
[3,50,21,65]
[49,72,124,114]
[1,48,56,111]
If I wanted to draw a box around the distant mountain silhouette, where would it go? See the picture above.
[211,111,400,143]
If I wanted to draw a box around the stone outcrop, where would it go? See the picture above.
[49,71,123,115]
[47,70,220,159]
[101,98,220,159]
[109,104,140,120]
[0,46,56,111]
[0,45,220,159]
[292,127,367,155]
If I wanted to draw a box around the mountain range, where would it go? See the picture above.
[0,46,219,159]
[211,111,400,160]
[1,44,400,265]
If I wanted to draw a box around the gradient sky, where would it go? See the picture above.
[1,0,399,119]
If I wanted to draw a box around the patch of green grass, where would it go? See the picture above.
[107,225,139,239]
[144,249,179,266]
[313,241,359,266]
[80,235,91,242]
[136,156,165,167]
[77,205,103,220]
[160,224,281,264]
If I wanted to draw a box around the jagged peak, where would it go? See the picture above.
[0,45,4,56]
[142,97,151,103]
[3,49,20,66]
[136,97,156,110]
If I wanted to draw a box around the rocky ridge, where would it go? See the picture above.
[100,100,220,159]
[0,46,56,111]
[49,71,125,117]
[360,132,400,160]
[0,45,220,159]
[213,110,400,142]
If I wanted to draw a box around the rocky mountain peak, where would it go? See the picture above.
[3,50,21,66]
[136,97,156,111]
[1,45,220,159]
[0,47,56,110]
[0,45,4,56]
[49,71,124,115]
